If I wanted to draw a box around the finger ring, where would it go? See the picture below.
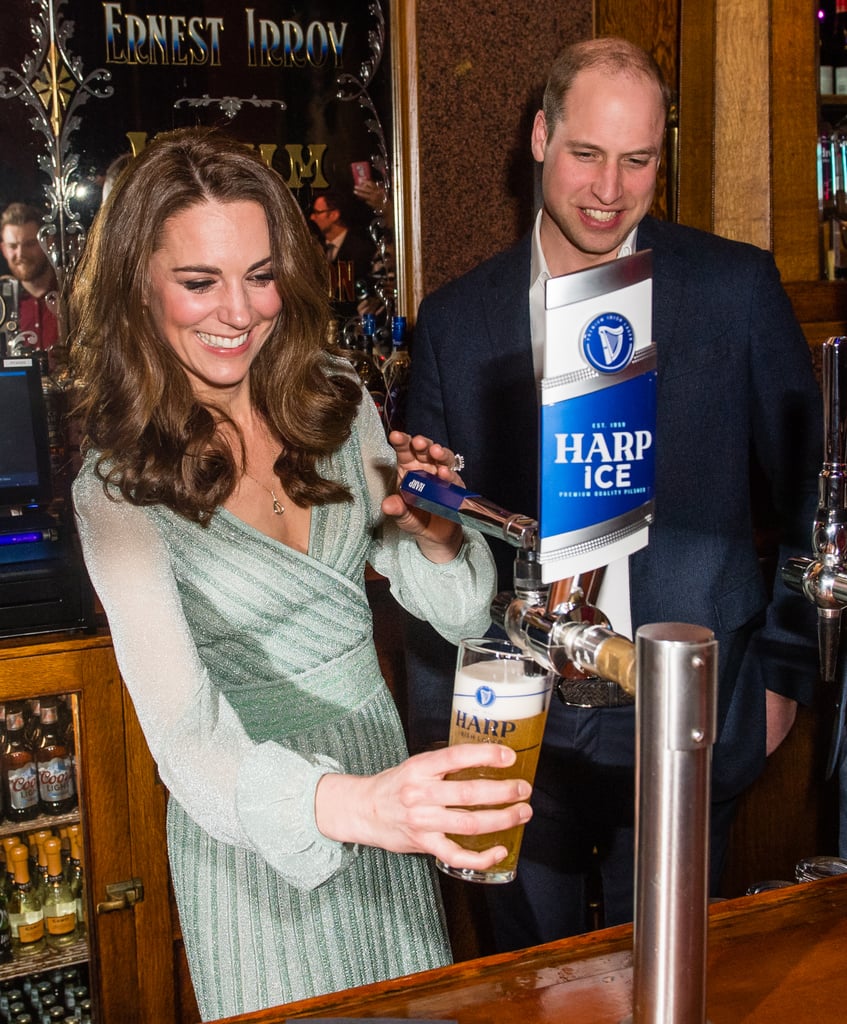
[451,453,465,472]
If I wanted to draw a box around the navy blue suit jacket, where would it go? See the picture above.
[406,215,823,801]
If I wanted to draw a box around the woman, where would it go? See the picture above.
[69,128,532,1020]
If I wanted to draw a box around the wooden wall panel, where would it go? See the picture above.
[713,0,772,248]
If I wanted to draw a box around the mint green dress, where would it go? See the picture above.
[73,393,495,1020]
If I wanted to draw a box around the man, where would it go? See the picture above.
[310,190,375,284]
[405,37,822,952]
[0,203,59,355]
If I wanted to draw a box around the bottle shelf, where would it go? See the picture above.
[0,810,79,840]
[0,934,88,984]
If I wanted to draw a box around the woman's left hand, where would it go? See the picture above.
[380,431,465,563]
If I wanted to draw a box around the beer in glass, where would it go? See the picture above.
[436,637,553,883]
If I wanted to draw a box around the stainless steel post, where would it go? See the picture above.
[628,622,718,1024]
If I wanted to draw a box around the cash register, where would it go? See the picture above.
[0,357,94,637]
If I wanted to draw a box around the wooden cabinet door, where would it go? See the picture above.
[0,634,176,1023]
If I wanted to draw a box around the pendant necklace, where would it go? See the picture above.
[244,471,285,515]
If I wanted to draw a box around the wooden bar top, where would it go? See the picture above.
[213,873,847,1024]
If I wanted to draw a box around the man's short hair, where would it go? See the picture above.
[0,203,44,232]
[543,37,672,134]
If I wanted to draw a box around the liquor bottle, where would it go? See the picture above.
[821,0,837,95]
[41,837,78,950]
[34,697,76,815]
[382,315,412,434]
[352,314,387,418]
[7,843,45,956]
[2,702,40,822]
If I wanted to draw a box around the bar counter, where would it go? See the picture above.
[214,873,847,1023]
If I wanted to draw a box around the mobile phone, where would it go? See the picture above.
[351,161,372,186]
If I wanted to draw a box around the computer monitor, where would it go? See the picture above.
[0,359,53,511]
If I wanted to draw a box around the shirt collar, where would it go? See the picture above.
[531,209,639,282]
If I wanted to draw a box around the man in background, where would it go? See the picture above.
[0,202,59,355]
[310,190,375,284]
[405,36,822,952]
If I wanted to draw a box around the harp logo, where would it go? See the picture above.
[475,686,496,708]
[581,312,636,374]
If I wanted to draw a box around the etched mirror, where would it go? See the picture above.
[0,0,419,351]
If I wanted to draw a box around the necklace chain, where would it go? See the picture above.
[244,471,285,515]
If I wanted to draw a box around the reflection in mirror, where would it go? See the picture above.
[0,0,413,365]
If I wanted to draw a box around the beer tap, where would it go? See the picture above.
[400,470,636,699]
[782,336,847,683]
[402,468,715,1023]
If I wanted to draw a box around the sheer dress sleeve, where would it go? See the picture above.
[72,464,356,890]
[355,393,497,643]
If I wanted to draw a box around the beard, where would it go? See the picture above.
[9,254,51,285]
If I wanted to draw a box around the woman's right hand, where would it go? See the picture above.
[314,743,533,871]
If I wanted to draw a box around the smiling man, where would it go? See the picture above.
[405,36,823,952]
[0,203,59,355]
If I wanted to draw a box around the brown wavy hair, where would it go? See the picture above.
[69,127,361,524]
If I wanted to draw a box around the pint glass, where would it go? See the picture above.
[435,637,553,884]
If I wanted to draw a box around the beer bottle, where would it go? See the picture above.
[2,702,40,822]
[7,843,45,956]
[24,698,41,747]
[41,837,78,950]
[35,698,77,815]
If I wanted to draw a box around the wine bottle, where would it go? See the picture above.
[67,825,86,934]
[7,843,45,956]
[35,697,77,815]
[382,315,412,434]
[29,829,52,898]
[2,702,40,822]
[41,837,78,949]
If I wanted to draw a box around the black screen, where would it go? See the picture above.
[0,361,53,509]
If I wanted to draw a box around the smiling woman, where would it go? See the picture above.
[65,127,515,1022]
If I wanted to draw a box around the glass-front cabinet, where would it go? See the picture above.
[0,634,176,1024]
